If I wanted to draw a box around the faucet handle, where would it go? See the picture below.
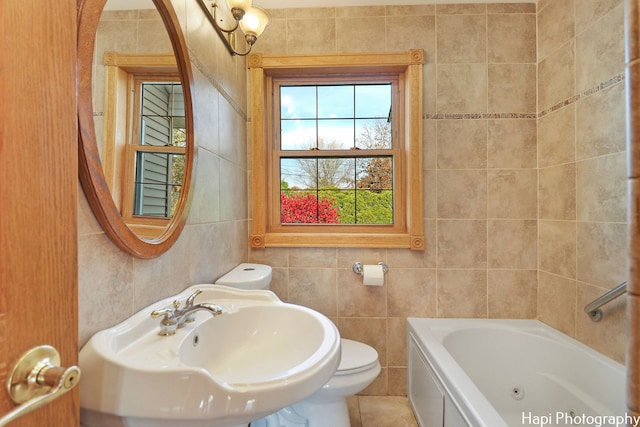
[150,307,178,336]
[150,307,176,322]
[185,289,203,308]
[182,290,203,324]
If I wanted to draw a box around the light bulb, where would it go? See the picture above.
[225,0,252,12]
[239,5,271,39]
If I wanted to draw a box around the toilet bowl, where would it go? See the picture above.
[215,263,380,427]
[251,338,381,427]
[290,338,381,426]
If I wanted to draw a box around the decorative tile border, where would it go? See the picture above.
[189,50,249,121]
[425,112,537,119]
[91,66,624,123]
[538,73,625,118]
[424,72,626,120]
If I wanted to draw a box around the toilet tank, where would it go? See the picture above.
[214,263,272,290]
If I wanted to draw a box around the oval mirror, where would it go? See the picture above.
[78,0,195,258]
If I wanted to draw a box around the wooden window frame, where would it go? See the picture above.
[249,50,425,250]
[102,52,183,238]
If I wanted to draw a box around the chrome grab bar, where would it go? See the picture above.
[584,281,628,322]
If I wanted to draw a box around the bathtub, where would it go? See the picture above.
[407,319,628,427]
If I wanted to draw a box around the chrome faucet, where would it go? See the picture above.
[150,289,223,336]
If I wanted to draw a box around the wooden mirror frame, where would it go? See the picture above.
[77,0,195,258]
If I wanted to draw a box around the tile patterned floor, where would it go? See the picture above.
[348,396,419,427]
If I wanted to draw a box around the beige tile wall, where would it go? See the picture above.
[251,0,629,395]
[537,0,628,363]
[250,3,540,396]
[77,0,250,345]
[75,0,630,402]
[91,9,174,150]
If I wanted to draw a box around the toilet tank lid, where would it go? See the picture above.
[337,339,379,374]
[215,263,272,289]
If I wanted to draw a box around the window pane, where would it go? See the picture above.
[356,119,392,149]
[318,119,354,149]
[318,85,354,118]
[172,117,187,148]
[280,156,393,225]
[133,152,185,218]
[354,188,394,224]
[140,116,171,146]
[355,156,393,224]
[281,119,316,150]
[168,84,185,116]
[281,158,314,190]
[355,84,391,118]
[140,82,185,147]
[318,157,355,189]
[281,86,316,119]
[356,156,393,191]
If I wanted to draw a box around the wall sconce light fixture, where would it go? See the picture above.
[197,0,271,56]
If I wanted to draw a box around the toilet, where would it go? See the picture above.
[282,338,381,427]
[216,263,381,427]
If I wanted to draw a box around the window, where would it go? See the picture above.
[278,81,395,225]
[249,51,425,250]
[130,80,186,219]
[101,53,186,238]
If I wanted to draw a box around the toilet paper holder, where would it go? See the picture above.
[352,262,388,275]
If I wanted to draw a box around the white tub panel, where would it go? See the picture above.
[409,336,444,426]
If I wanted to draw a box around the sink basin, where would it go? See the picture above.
[79,285,341,427]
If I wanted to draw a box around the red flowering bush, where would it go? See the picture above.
[281,193,340,224]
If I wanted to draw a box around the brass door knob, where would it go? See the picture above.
[0,345,80,426]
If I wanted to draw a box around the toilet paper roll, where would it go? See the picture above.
[362,264,384,286]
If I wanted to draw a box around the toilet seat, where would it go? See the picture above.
[335,339,379,376]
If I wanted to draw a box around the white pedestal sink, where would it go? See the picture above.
[79,285,341,427]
